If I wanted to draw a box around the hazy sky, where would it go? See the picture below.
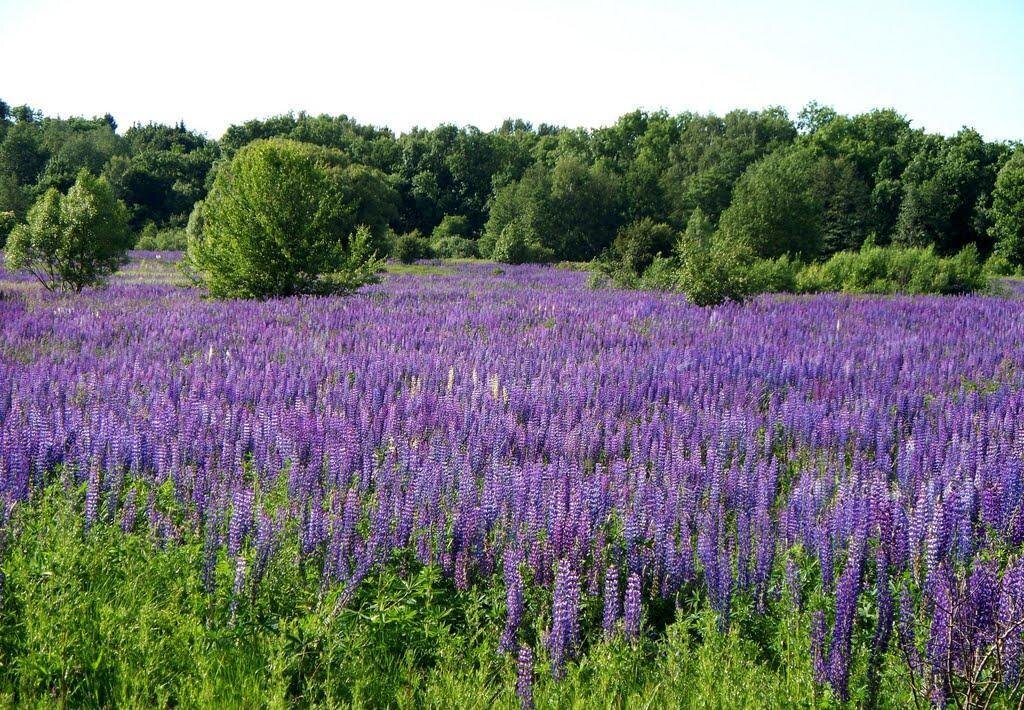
[1,0,1022,140]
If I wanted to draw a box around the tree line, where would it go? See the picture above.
[1,99,1022,296]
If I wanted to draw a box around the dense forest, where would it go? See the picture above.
[1,98,1021,270]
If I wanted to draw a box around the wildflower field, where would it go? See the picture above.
[1,254,1023,708]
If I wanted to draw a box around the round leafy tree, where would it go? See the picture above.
[186,138,387,299]
[611,218,677,274]
[5,169,131,291]
[990,150,1024,268]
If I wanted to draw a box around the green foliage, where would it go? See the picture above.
[135,224,187,251]
[430,213,472,241]
[0,99,1018,274]
[610,218,677,274]
[894,129,1005,254]
[984,249,1020,277]
[431,235,478,259]
[394,230,433,264]
[491,216,555,265]
[4,170,131,291]
[102,127,216,232]
[674,208,761,306]
[185,139,386,299]
[185,198,206,241]
[717,147,826,260]
[989,150,1024,267]
[483,157,623,263]
[795,242,987,295]
[0,210,14,246]
[660,107,797,226]
[748,253,801,293]
[0,481,932,708]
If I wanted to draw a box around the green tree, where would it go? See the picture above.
[547,156,624,261]
[990,150,1024,266]
[0,210,15,246]
[491,215,554,264]
[5,170,131,291]
[611,218,677,274]
[185,138,384,299]
[480,164,553,259]
[895,129,1005,253]
[660,108,797,227]
[717,148,824,259]
[0,121,47,186]
[431,214,471,241]
[103,122,217,231]
[674,208,758,306]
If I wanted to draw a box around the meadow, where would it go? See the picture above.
[1,253,1023,708]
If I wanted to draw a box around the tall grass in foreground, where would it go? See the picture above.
[0,479,918,708]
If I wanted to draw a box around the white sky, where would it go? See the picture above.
[1,0,1022,141]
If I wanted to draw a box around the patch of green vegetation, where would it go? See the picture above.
[384,262,455,276]
[0,480,933,708]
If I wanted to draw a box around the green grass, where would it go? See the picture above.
[383,262,457,276]
[0,482,926,708]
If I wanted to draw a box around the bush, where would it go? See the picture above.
[431,214,472,241]
[984,250,1020,277]
[135,224,187,251]
[185,139,385,299]
[395,231,433,264]
[795,243,987,295]
[638,256,678,291]
[5,170,131,291]
[611,218,677,274]
[430,236,477,259]
[0,210,14,247]
[748,254,801,294]
[675,236,759,306]
[492,217,554,265]
[185,199,206,241]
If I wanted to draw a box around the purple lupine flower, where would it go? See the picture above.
[785,557,801,611]
[811,610,828,686]
[500,549,525,653]
[516,643,534,710]
[623,572,642,640]
[548,560,580,678]
[229,556,247,620]
[84,460,101,531]
[120,488,138,533]
[997,558,1024,687]
[826,531,865,700]
[602,566,621,636]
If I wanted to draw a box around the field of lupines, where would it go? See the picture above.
[1,253,1024,707]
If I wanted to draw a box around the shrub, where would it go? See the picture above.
[984,250,1020,277]
[671,228,761,303]
[431,214,472,241]
[611,218,677,274]
[796,243,987,295]
[748,254,801,294]
[5,170,131,291]
[185,199,206,241]
[492,217,554,265]
[0,210,14,246]
[430,236,477,259]
[135,224,187,251]
[185,139,385,299]
[638,256,678,291]
[395,231,433,264]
